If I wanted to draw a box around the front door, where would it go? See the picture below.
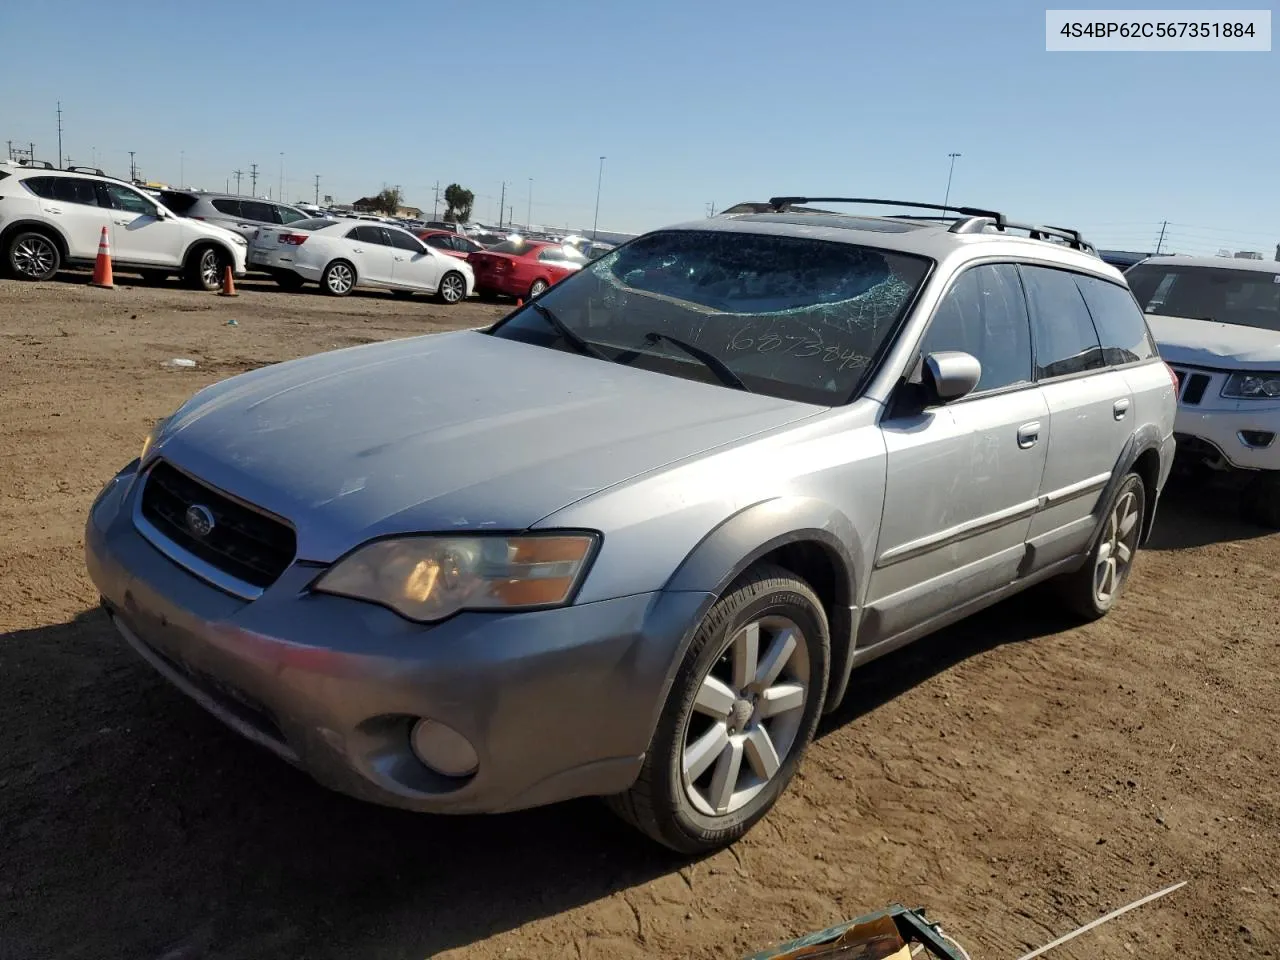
[865,262,1048,644]
[1020,265,1136,569]
[99,182,182,267]
[386,229,443,291]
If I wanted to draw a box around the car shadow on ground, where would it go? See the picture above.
[1145,472,1273,550]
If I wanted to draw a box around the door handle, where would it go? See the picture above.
[394,256,405,261]
[113,219,129,226]
[1017,421,1041,449]
[1113,398,1131,420]
[352,247,364,252]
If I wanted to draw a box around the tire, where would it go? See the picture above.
[272,270,305,291]
[529,278,549,299]
[1056,472,1146,621]
[7,230,61,281]
[140,270,169,285]
[185,245,226,291]
[606,564,830,854]
[437,270,466,305]
[321,260,355,297]
[1241,472,1280,529]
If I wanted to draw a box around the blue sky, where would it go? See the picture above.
[3,0,1276,253]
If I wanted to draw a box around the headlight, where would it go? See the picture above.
[140,417,168,462]
[1222,372,1280,400]
[312,534,598,622]
[230,235,248,246]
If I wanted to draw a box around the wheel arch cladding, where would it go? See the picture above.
[662,497,862,716]
[1102,425,1165,547]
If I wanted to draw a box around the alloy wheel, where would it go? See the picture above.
[327,263,354,294]
[440,273,465,303]
[200,250,221,289]
[1095,488,1141,603]
[680,615,809,817]
[14,236,55,278]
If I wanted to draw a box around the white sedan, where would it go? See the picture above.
[249,218,474,302]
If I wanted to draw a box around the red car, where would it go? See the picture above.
[468,238,590,300]
[414,229,487,261]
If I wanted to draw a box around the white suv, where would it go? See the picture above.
[0,161,248,289]
[1127,255,1280,527]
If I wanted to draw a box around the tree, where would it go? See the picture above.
[443,183,475,223]
[374,185,403,216]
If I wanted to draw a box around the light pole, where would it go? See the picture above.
[592,156,606,240]
[526,178,532,229]
[942,152,961,211]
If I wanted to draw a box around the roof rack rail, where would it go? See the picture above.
[949,215,1095,253]
[64,165,106,176]
[12,158,55,169]
[767,196,1006,223]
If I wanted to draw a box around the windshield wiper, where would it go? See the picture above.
[529,301,609,361]
[642,331,751,392]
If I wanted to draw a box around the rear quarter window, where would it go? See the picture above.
[1074,275,1158,365]
[211,198,242,216]
[1020,265,1106,379]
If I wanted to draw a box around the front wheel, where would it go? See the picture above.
[320,260,355,297]
[185,246,226,291]
[606,565,829,854]
[437,270,466,304]
[1056,472,1146,620]
[7,231,61,281]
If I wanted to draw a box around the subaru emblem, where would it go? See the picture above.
[185,504,215,538]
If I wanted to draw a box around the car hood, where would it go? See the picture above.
[153,331,821,562]
[1148,314,1280,370]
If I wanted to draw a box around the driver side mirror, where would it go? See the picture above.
[154,206,168,219]
[923,351,981,403]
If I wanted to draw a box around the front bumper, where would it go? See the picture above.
[1174,405,1280,471]
[85,462,711,814]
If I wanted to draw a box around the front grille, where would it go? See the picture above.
[139,461,296,589]
[1182,373,1210,405]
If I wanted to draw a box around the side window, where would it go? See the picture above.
[52,178,101,206]
[211,198,242,216]
[1074,276,1158,366]
[538,246,565,262]
[278,206,308,224]
[23,176,57,199]
[387,230,424,252]
[238,200,276,223]
[102,183,157,215]
[1020,265,1105,379]
[919,263,1033,393]
[424,234,452,250]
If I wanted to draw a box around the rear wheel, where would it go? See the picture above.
[321,260,355,297]
[437,270,466,304]
[185,246,226,291]
[606,565,829,853]
[529,278,549,298]
[1241,472,1280,529]
[1057,472,1146,620]
[7,231,61,281]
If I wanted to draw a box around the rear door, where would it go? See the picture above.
[866,262,1049,644]
[99,182,183,267]
[344,225,395,285]
[29,176,107,259]
[386,229,443,290]
[1021,265,1135,569]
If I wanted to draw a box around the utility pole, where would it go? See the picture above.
[942,151,961,211]
[432,181,440,219]
[1154,220,1168,255]
[56,101,64,168]
[706,201,717,218]
[508,204,513,226]
[128,151,137,181]
[314,174,320,205]
[592,156,606,240]
[249,163,258,197]
[498,181,507,228]
[233,169,243,194]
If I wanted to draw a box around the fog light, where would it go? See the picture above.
[411,719,478,778]
[1238,430,1275,449]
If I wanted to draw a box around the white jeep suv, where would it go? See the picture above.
[1127,255,1280,527]
[0,161,247,289]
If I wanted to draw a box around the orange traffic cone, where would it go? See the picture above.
[218,265,238,297]
[516,298,523,307]
[90,226,114,289]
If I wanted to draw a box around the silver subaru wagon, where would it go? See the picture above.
[86,197,1177,853]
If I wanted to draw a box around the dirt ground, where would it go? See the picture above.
[2,273,1277,960]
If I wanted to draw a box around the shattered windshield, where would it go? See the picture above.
[488,229,931,404]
